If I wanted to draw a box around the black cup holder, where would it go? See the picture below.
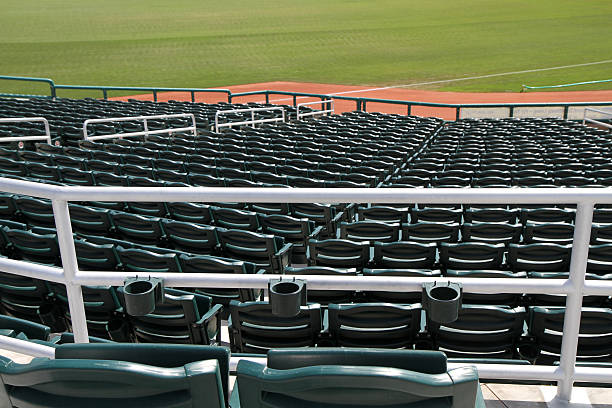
[422,281,463,324]
[269,278,307,317]
[123,277,164,316]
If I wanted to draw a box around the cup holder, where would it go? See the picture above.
[422,281,463,324]
[123,277,164,316]
[269,278,307,317]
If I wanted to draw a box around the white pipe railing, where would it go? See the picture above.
[83,113,197,141]
[296,99,334,120]
[583,107,612,129]
[0,117,52,144]
[0,176,611,402]
[215,107,285,133]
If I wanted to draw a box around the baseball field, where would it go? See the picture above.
[0,0,611,97]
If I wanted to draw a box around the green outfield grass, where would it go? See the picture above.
[1,0,611,97]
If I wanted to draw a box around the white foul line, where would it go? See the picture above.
[263,59,612,104]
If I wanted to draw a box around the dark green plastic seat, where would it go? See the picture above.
[461,222,522,245]
[357,205,410,224]
[308,238,370,269]
[111,212,165,246]
[411,208,463,223]
[439,242,505,270]
[591,223,612,245]
[14,196,55,228]
[166,202,212,224]
[259,213,322,264]
[402,222,460,243]
[285,266,357,304]
[362,268,442,303]
[0,344,226,408]
[463,208,519,224]
[372,241,436,269]
[340,220,400,243]
[426,305,527,360]
[327,303,421,348]
[68,204,113,235]
[217,228,291,273]
[234,348,483,408]
[5,228,60,266]
[211,206,259,231]
[228,300,322,353]
[523,222,574,245]
[446,270,526,306]
[520,208,575,224]
[161,219,218,255]
[115,246,181,273]
[525,306,612,364]
[179,254,262,309]
[116,288,222,345]
[0,314,50,341]
[507,243,571,272]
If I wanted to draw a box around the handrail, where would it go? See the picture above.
[54,84,232,103]
[1,75,612,120]
[0,117,52,144]
[214,107,285,132]
[0,75,56,98]
[0,177,610,401]
[583,107,612,129]
[83,113,197,141]
[296,99,334,120]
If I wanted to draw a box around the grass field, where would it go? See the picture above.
[1,0,611,97]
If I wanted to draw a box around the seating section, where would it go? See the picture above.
[0,96,611,369]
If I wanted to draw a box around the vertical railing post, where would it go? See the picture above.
[103,89,108,100]
[265,91,270,104]
[407,104,412,116]
[455,107,461,121]
[50,82,56,99]
[563,105,570,120]
[143,118,149,139]
[52,199,89,343]
[555,201,594,401]
[153,90,158,102]
[191,91,195,103]
[509,106,515,118]
[293,95,297,106]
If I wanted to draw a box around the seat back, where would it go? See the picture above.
[229,301,322,353]
[0,353,225,408]
[328,303,421,348]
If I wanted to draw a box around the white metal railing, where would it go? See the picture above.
[215,107,285,133]
[83,113,197,141]
[0,177,611,403]
[296,99,334,120]
[583,107,612,129]
[0,117,51,144]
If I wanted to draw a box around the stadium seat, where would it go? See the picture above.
[234,348,484,408]
[326,302,422,348]
[217,228,291,273]
[0,343,227,408]
[228,300,322,353]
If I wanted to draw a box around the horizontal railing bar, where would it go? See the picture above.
[84,113,195,123]
[0,335,56,359]
[584,118,612,129]
[216,107,285,114]
[86,126,196,141]
[2,179,611,204]
[585,107,612,115]
[297,110,334,118]
[0,135,51,142]
[54,84,231,95]
[216,117,284,128]
[0,258,65,283]
[72,272,577,295]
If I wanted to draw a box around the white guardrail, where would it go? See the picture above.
[0,117,51,144]
[583,107,612,129]
[0,177,611,402]
[296,99,334,120]
[83,113,197,141]
[215,107,285,133]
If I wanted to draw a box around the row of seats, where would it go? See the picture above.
[0,337,485,408]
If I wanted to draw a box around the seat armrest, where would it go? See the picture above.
[308,225,324,241]
[275,243,293,270]
[196,303,224,344]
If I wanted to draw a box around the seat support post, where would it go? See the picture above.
[52,199,90,343]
